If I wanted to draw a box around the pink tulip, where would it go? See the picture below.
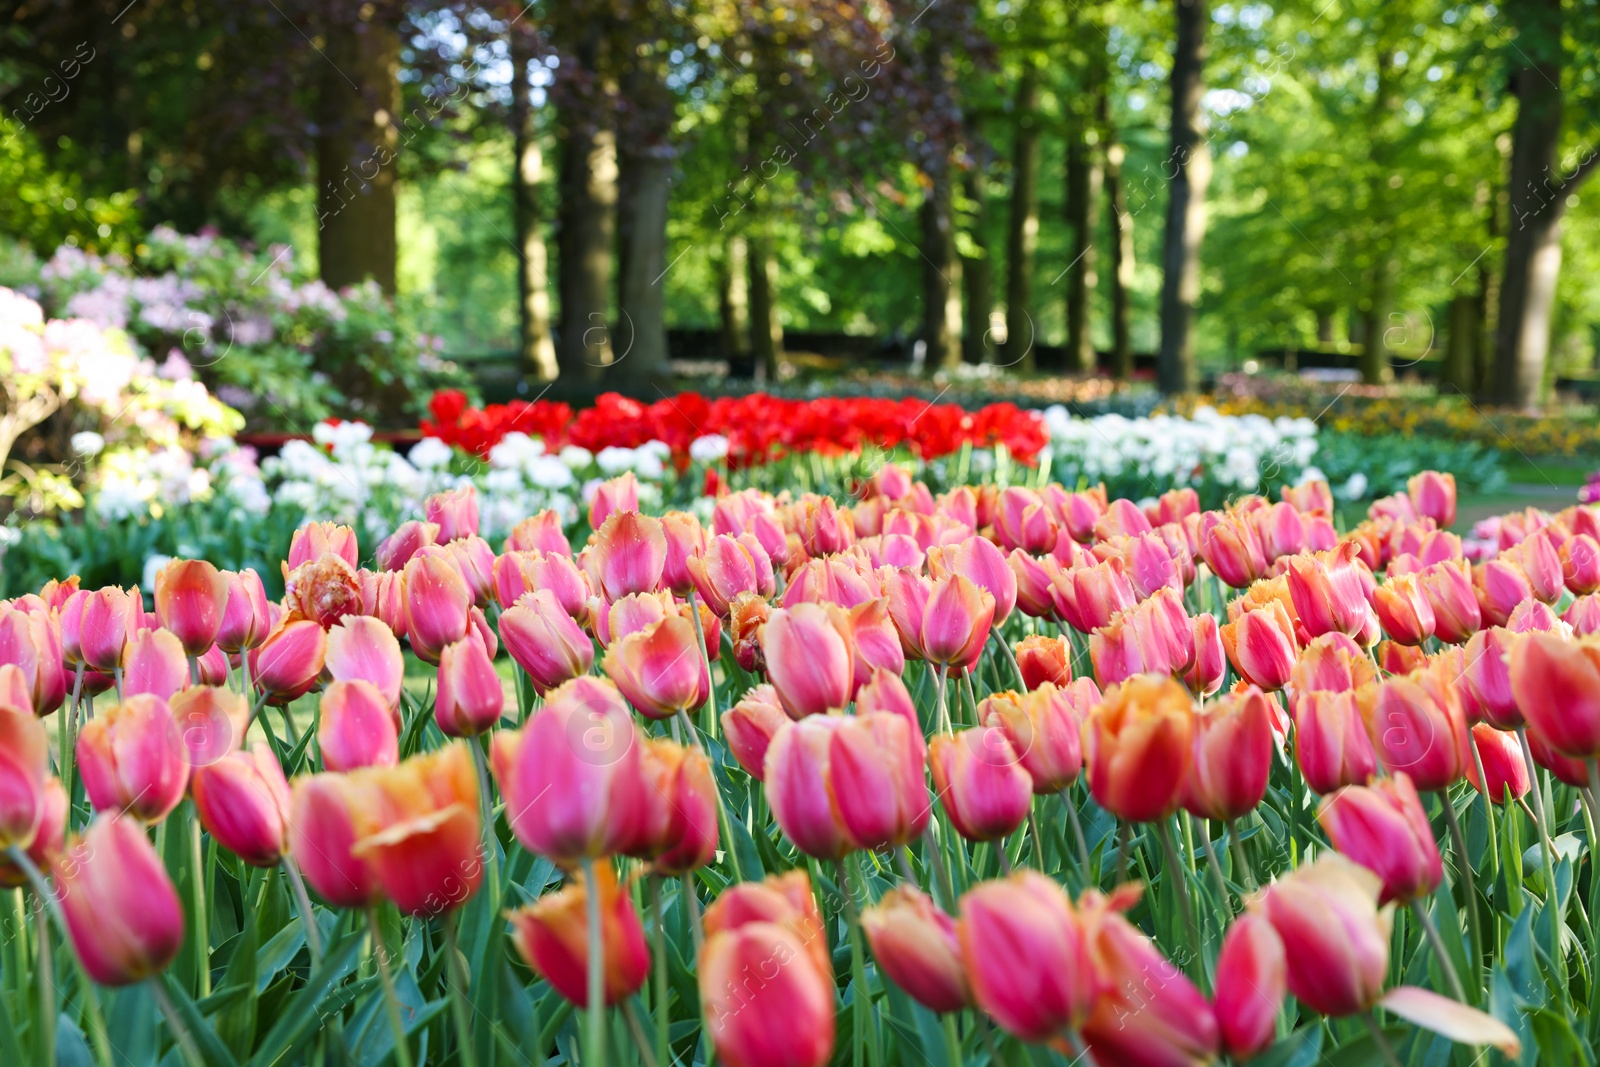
[288,774,381,908]
[1416,558,1481,644]
[500,589,594,694]
[376,520,440,572]
[1291,690,1378,794]
[762,603,853,718]
[930,726,1033,842]
[764,715,854,859]
[0,699,49,848]
[152,559,228,656]
[121,627,188,701]
[324,615,404,710]
[79,587,138,672]
[1358,672,1469,791]
[862,885,970,1013]
[829,712,930,850]
[1214,913,1286,1060]
[76,693,187,823]
[505,509,573,557]
[589,510,668,601]
[588,472,640,530]
[288,521,358,570]
[603,614,709,720]
[721,684,790,780]
[402,554,473,664]
[192,742,292,866]
[687,533,774,616]
[1051,557,1137,634]
[982,682,1091,795]
[1465,723,1531,803]
[1183,686,1276,821]
[1318,772,1442,905]
[1199,511,1268,588]
[249,619,327,704]
[436,634,506,737]
[318,679,400,771]
[1260,856,1391,1017]
[216,569,272,653]
[0,608,66,715]
[1220,600,1300,691]
[54,814,185,985]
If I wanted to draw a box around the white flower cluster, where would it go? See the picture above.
[1043,405,1320,494]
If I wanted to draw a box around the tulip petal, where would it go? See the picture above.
[1378,986,1520,1056]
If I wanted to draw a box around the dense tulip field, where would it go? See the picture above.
[8,448,1600,1067]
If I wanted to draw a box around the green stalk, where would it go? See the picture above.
[580,859,606,1067]
[1515,727,1565,980]
[443,909,481,1067]
[1439,796,1482,1002]
[1361,1011,1404,1067]
[1409,898,1467,1002]
[836,857,880,1067]
[149,977,204,1067]
[1225,819,1255,891]
[940,1013,963,1067]
[650,876,670,1067]
[676,708,743,884]
[1063,790,1093,874]
[934,665,951,734]
[622,1000,661,1067]
[190,809,210,996]
[1467,731,1500,890]
[469,737,501,911]
[1157,820,1203,989]
[367,906,415,1067]
[281,856,323,965]
[34,893,53,1067]
[686,588,719,741]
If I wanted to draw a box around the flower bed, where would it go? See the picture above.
[0,448,1591,1064]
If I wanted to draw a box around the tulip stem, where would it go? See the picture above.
[189,810,209,996]
[923,823,958,913]
[675,708,744,885]
[996,633,1027,689]
[622,1000,661,1067]
[281,857,322,966]
[1224,819,1254,891]
[1065,1029,1102,1067]
[187,654,200,688]
[836,858,880,1067]
[443,909,480,1067]
[1409,898,1467,1003]
[1439,797,1482,1001]
[934,665,952,734]
[111,666,123,703]
[5,846,111,1067]
[681,871,705,952]
[1515,728,1565,975]
[1199,822,1233,914]
[649,876,670,1067]
[149,977,205,1067]
[686,589,719,741]
[579,858,606,1067]
[34,893,53,1067]
[367,907,415,1067]
[940,1013,963,1067]
[1360,1010,1404,1067]
[1466,733,1500,890]
[469,737,501,910]
[1156,820,1202,987]
[1064,793,1093,876]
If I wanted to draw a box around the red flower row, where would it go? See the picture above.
[422,390,1049,468]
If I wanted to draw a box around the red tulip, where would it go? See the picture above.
[77,694,187,823]
[721,684,789,780]
[435,634,506,737]
[829,711,930,849]
[191,742,291,866]
[861,885,970,1013]
[1318,772,1442,905]
[317,679,400,771]
[1260,855,1391,1017]
[507,862,650,1006]
[604,614,709,720]
[1015,634,1072,689]
[1214,912,1286,1059]
[501,589,595,694]
[54,814,185,985]
[930,726,1033,842]
[492,676,646,863]
[350,742,484,915]
[288,773,381,908]
[1183,686,1276,821]
[762,603,853,718]
[958,871,1098,1041]
[1465,723,1531,803]
[1510,631,1600,759]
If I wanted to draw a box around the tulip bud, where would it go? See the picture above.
[425,485,480,543]
[929,726,1032,843]
[958,871,1098,1041]
[701,868,829,980]
[1082,674,1195,822]
[604,614,709,721]
[77,694,187,823]
[121,627,188,701]
[722,685,789,780]
[1290,690,1377,795]
[288,521,358,570]
[862,885,970,1013]
[324,615,404,711]
[1407,471,1456,528]
[402,554,472,664]
[829,712,930,850]
[54,814,185,985]
[435,634,506,737]
[1465,723,1530,804]
[505,509,573,557]
[191,742,291,867]
[1359,672,1469,791]
[1220,601,1300,691]
[0,608,66,715]
[1260,855,1392,1017]
[249,618,327,704]
[887,572,996,670]
[80,587,138,673]
[1200,512,1269,588]
[1473,558,1533,628]
[153,559,229,657]
[589,472,640,530]
[762,603,853,718]
[1511,631,1600,759]
[687,534,774,618]
[0,701,49,848]
[493,677,646,863]
[935,535,1019,624]
[590,510,668,601]
[1318,772,1442,905]
[350,742,484,916]
[289,773,381,908]
[658,511,706,596]
[376,520,441,572]
[994,487,1059,553]
[1186,612,1226,696]
[1370,572,1436,647]
[502,590,595,696]
[1014,634,1071,689]
[1214,913,1286,1060]
[1183,687,1276,821]
[982,683,1089,795]
[316,679,400,771]
[1080,885,1220,1066]
[507,862,650,1007]
[765,715,854,859]
[701,922,835,1067]
[0,777,65,888]
[1051,557,1137,634]
[169,686,248,769]
[1008,549,1062,620]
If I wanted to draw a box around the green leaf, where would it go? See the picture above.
[159,973,242,1067]
[53,1016,94,1067]
[0,988,24,1067]
[254,922,306,995]
[218,891,258,1057]
[248,930,363,1067]
[1527,1008,1591,1066]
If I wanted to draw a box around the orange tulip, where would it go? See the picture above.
[929,726,1033,842]
[861,885,970,1013]
[1014,634,1072,689]
[318,679,400,772]
[191,742,292,867]
[507,862,650,1007]
[829,711,930,850]
[492,676,647,863]
[282,551,365,630]
[1081,674,1195,822]
[1318,772,1442,905]
[288,773,381,908]
[1183,686,1276,821]
[351,742,484,916]
[604,614,709,720]
[958,871,1098,1041]
[727,591,770,673]
[76,693,187,823]
[53,814,185,985]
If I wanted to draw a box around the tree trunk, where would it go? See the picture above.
[1105,140,1135,380]
[1157,0,1211,394]
[1358,47,1397,385]
[556,58,617,384]
[1444,294,1477,394]
[511,34,558,382]
[1005,66,1041,371]
[1495,0,1578,409]
[616,144,675,387]
[720,234,752,373]
[316,12,400,294]
[962,171,994,363]
[1315,312,1334,345]
[1475,180,1502,399]
[1065,112,1104,375]
[748,235,782,381]
[921,169,963,371]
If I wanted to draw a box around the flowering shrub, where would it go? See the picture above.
[0,285,242,514]
[0,461,1572,1066]
[20,226,467,426]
